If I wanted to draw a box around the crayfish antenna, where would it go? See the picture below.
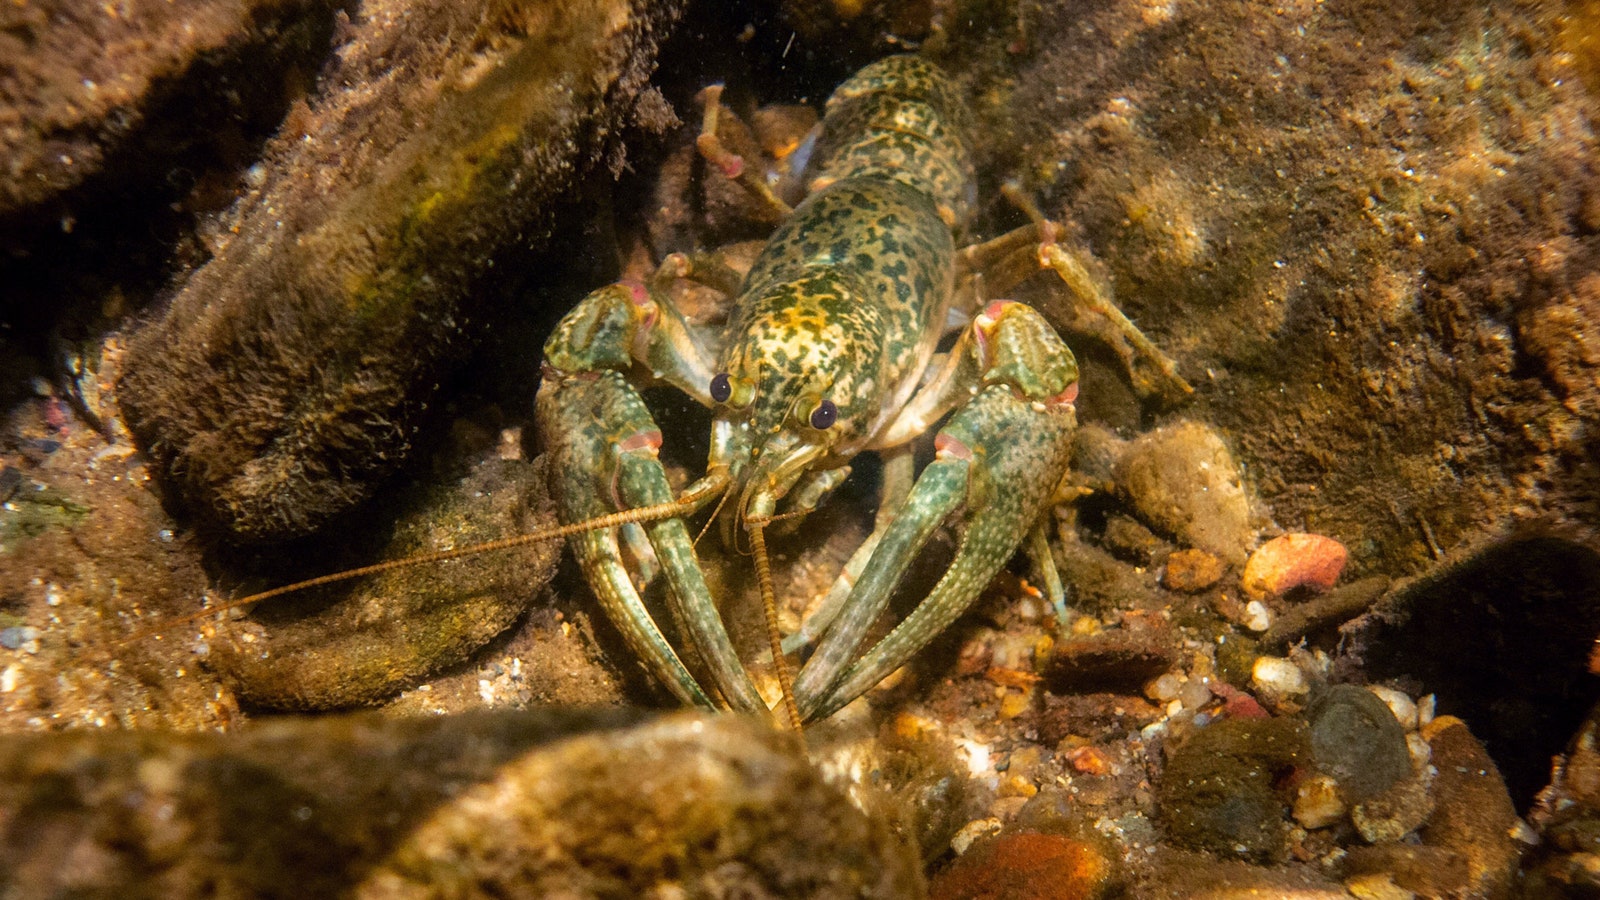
[746,517,804,735]
[111,498,697,649]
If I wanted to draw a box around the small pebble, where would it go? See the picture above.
[1367,685,1418,730]
[1416,694,1436,727]
[1146,672,1183,703]
[1352,774,1434,844]
[1241,533,1348,600]
[999,689,1032,720]
[1406,733,1432,769]
[930,831,1116,900]
[1344,873,1416,900]
[1243,600,1272,632]
[999,774,1039,798]
[1163,548,1225,592]
[0,627,24,650]
[1251,655,1309,706]
[1179,677,1214,711]
[949,817,1003,855]
[1066,745,1116,776]
[1294,774,1348,830]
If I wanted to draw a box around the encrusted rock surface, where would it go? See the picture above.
[0,0,337,218]
[208,457,562,710]
[0,710,924,898]
[118,0,687,543]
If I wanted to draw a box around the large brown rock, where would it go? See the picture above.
[118,0,685,543]
[0,710,924,898]
[939,0,1600,572]
[0,0,337,217]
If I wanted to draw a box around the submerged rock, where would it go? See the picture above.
[0,710,922,898]
[1241,533,1348,601]
[1157,716,1309,862]
[118,0,686,543]
[968,0,1600,577]
[0,0,337,218]
[929,831,1118,900]
[1306,684,1411,806]
[1162,548,1224,593]
[208,456,560,710]
[1113,421,1255,566]
[1419,716,1525,898]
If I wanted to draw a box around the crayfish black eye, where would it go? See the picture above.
[710,373,733,403]
[809,399,838,430]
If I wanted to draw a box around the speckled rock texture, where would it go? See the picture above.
[117,0,686,544]
[0,710,924,899]
[0,0,337,217]
[208,457,561,710]
[946,0,1600,575]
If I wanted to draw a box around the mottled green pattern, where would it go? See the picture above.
[721,176,955,454]
[805,55,975,229]
[802,381,1079,721]
[536,367,764,712]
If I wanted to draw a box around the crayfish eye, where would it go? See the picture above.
[809,399,838,430]
[710,373,733,403]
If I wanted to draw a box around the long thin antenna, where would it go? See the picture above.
[747,517,803,733]
[114,498,695,648]
[693,480,735,549]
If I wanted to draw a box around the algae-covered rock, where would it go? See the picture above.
[1157,716,1309,862]
[0,0,337,218]
[929,830,1118,900]
[1114,421,1256,566]
[0,710,922,898]
[207,456,560,710]
[118,0,686,543]
[948,0,1600,575]
[1419,716,1525,898]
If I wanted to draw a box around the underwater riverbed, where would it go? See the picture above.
[2,0,1599,896]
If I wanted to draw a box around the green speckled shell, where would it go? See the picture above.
[721,176,955,450]
[803,55,975,230]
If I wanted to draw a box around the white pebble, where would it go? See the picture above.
[1406,733,1432,771]
[1416,694,1436,727]
[1242,600,1272,632]
[0,664,18,693]
[1179,677,1213,710]
[1146,672,1183,703]
[950,817,1003,855]
[1367,685,1418,730]
[1251,655,1309,703]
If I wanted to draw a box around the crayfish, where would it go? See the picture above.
[138,55,1190,729]
[534,55,1189,727]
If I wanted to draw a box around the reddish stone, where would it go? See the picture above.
[1163,548,1225,592]
[1241,534,1348,600]
[930,832,1116,900]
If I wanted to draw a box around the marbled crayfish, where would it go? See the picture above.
[533,55,1190,727]
[140,55,1190,726]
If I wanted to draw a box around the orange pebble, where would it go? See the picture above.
[1240,533,1348,600]
[930,831,1116,900]
[1066,745,1117,776]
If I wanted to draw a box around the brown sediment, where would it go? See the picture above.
[941,0,1600,575]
